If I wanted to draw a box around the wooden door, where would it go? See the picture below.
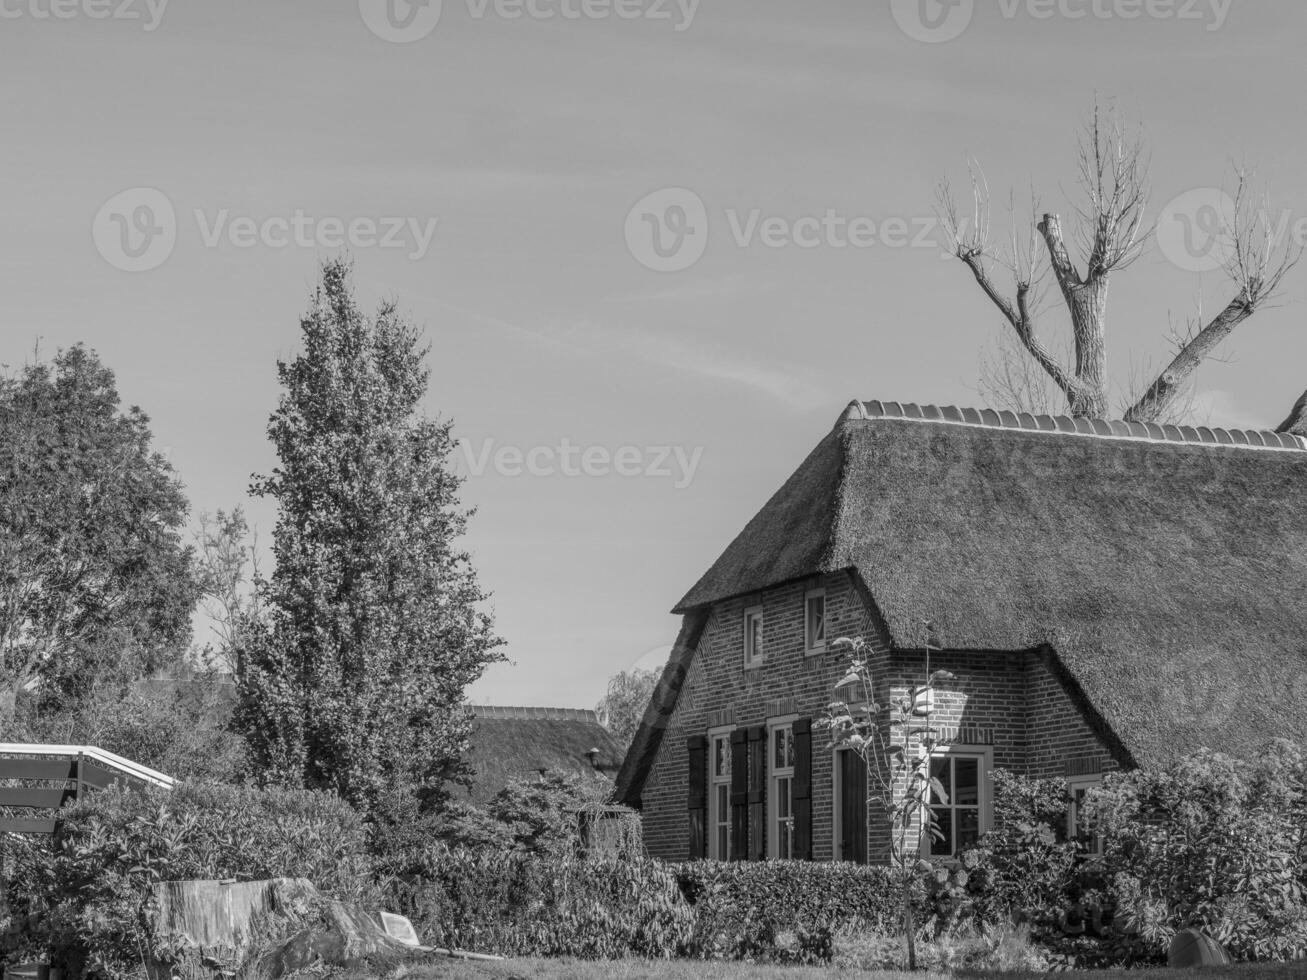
[838,750,868,863]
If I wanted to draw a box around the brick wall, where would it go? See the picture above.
[1025,652,1120,780]
[639,571,1118,863]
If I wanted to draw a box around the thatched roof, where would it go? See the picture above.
[464,706,625,804]
[616,401,1307,805]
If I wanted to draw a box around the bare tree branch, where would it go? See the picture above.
[1125,167,1303,423]
[1278,390,1307,435]
[1074,102,1150,278]
[939,164,1079,404]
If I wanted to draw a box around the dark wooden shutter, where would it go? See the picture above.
[792,719,813,861]
[747,725,767,861]
[729,729,749,861]
[687,735,707,860]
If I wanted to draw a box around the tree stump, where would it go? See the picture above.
[149,878,429,979]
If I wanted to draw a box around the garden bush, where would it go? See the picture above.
[670,859,904,963]
[1,781,371,980]
[377,847,692,959]
[962,769,1082,931]
[1085,742,1307,962]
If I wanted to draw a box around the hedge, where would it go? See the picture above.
[377,848,692,959]
[670,859,905,962]
[376,851,907,964]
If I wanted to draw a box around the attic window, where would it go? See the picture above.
[744,606,764,667]
[805,590,827,653]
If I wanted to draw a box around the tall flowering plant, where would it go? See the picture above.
[818,624,956,970]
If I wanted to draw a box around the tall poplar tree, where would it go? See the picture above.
[236,261,502,819]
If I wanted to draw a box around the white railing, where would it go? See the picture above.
[0,743,175,790]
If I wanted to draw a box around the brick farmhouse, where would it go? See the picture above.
[614,400,1307,864]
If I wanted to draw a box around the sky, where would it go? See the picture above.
[3,0,1306,710]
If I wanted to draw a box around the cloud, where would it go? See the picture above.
[552,318,830,411]
[385,280,829,412]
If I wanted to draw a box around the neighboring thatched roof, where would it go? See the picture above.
[616,401,1307,805]
[465,706,625,804]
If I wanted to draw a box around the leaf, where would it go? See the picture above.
[835,670,862,690]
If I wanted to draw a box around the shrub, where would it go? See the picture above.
[963,769,1081,930]
[1085,743,1307,962]
[2,781,370,979]
[670,859,903,963]
[378,847,692,959]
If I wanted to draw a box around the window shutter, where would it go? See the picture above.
[729,729,749,861]
[747,725,767,861]
[686,735,707,860]
[792,718,813,861]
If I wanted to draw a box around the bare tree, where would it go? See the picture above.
[939,102,1302,424]
[193,508,260,671]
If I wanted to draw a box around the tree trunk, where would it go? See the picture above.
[1038,214,1110,418]
[1067,278,1109,418]
[0,687,16,735]
[903,878,917,971]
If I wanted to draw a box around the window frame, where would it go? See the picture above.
[743,605,764,668]
[923,746,993,860]
[804,588,827,655]
[767,715,799,859]
[1066,773,1104,856]
[707,726,734,861]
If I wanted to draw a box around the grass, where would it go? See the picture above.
[395,961,945,980]
[390,957,1307,980]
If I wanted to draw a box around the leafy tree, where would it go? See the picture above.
[416,771,614,857]
[18,671,246,783]
[235,260,503,822]
[596,667,659,748]
[484,770,610,857]
[0,345,196,721]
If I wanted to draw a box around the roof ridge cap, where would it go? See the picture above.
[473,705,600,723]
[847,399,1307,453]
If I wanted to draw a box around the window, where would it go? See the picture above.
[743,606,764,667]
[709,730,733,859]
[1067,775,1103,855]
[769,721,796,858]
[805,590,827,653]
[927,750,990,858]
